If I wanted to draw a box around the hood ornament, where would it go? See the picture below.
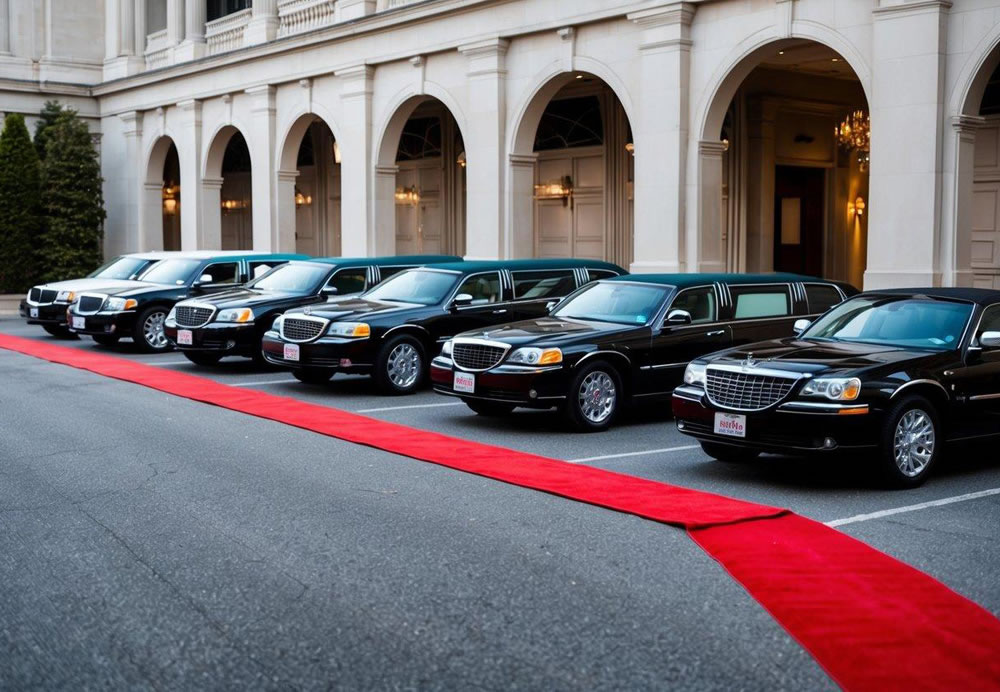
[303,307,311,315]
[742,353,757,369]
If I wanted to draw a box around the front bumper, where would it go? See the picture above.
[260,332,374,372]
[66,310,137,336]
[20,300,72,325]
[671,385,881,453]
[165,321,257,354]
[430,355,567,407]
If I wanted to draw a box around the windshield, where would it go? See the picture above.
[803,296,973,351]
[88,256,156,280]
[137,259,203,286]
[363,269,459,306]
[249,263,329,293]
[553,282,669,325]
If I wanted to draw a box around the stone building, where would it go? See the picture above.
[4,0,1000,289]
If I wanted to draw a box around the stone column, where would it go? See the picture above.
[176,99,205,250]
[246,0,279,46]
[336,64,375,256]
[629,2,694,273]
[942,116,985,287]
[744,97,777,273]
[175,0,206,61]
[1,0,11,55]
[166,0,184,46]
[104,0,144,78]
[120,0,136,55]
[119,112,144,253]
[507,153,537,258]
[246,85,278,251]
[461,38,509,260]
[866,0,952,289]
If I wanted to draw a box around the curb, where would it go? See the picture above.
[0,295,22,317]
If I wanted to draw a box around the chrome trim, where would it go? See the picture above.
[969,393,1000,401]
[640,362,687,371]
[889,379,950,400]
[74,293,107,315]
[672,385,705,401]
[778,402,869,413]
[451,337,513,372]
[383,323,431,339]
[574,350,632,368]
[279,314,330,343]
[174,301,217,328]
[707,363,805,380]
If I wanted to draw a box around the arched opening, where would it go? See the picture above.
[278,116,341,256]
[510,72,633,267]
[161,143,181,250]
[142,135,182,251]
[701,40,870,287]
[375,97,466,256]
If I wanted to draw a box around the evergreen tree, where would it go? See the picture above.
[34,100,65,161]
[38,110,106,282]
[0,114,42,293]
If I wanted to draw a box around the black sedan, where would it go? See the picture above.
[261,259,625,393]
[431,273,855,431]
[672,288,1000,487]
[163,255,460,365]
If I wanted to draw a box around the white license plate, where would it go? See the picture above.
[29,307,38,318]
[453,371,476,394]
[284,343,300,362]
[714,412,747,438]
[71,315,85,330]
[177,329,193,346]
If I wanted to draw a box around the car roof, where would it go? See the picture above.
[605,272,824,289]
[860,287,1000,305]
[420,258,626,274]
[133,251,308,260]
[296,255,462,268]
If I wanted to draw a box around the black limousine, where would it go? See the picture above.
[672,288,1000,487]
[67,251,305,352]
[163,255,460,365]
[261,259,626,393]
[431,273,856,431]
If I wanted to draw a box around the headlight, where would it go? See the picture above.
[441,339,454,356]
[801,377,862,401]
[103,297,138,312]
[684,362,707,386]
[216,308,254,324]
[56,290,75,303]
[167,306,177,320]
[508,347,562,366]
[328,322,370,338]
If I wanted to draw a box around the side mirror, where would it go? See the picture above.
[793,319,812,336]
[451,293,474,310]
[321,285,339,297]
[666,309,692,326]
[545,300,558,313]
[981,331,1000,349]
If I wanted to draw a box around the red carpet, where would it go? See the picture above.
[2,332,999,690]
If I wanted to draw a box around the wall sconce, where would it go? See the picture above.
[162,184,179,215]
[625,142,635,156]
[457,150,467,168]
[854,196,866,216]
[534,176,573,207]
[221,199,246,212]
[395,185,421,206]
[332,140,342,165]
[295,186,313,207]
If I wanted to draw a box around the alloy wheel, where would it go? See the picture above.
[387,343,420,389]
[143,311,168,349]
[578,370,616,424]
[893,408,935,478]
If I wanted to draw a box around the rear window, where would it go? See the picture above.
[805,284,843,314]
[512,270,576,300]
[731,286,790,319]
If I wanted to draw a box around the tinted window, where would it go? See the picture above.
[138,259,203,285]
[512,270,576,300]
[553,282,668,326]
[380,266,413,280]
[805,284,843,314]
[456,272,502,305]
[978,305,1000,339]
[250,261,282,279]
[328,268,367,296]
[90,256,156,280]
[250,263,329,292]
[363,269,458,306]
[587,269,618,283]
[804,296,973,351]
[202,262,240,284]
[670,287,716,324]
[731,286,790,319]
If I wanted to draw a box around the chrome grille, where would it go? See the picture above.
[175,305,214,328]
[705,369,797,411]
[77,295,105,314]
[281,317,326,342]
[29,288,57,304]
[453,342,508,371]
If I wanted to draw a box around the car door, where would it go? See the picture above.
[435,271,509,337]
[953,304,1000,433]
[195,261,242,294]
[643,285,730,394]
[726,283,798,346]
[509,269,578,321]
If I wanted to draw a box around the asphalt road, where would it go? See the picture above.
[2,318,999,689]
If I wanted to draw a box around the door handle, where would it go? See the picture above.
[492,309,508,315]
[706,330,725,337]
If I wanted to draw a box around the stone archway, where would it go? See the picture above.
[203,125,252,250]
[141,136,180,251]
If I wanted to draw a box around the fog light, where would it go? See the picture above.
[529,389,538,399]
[677,421,685,430]
[226,340,236,349]
[340,358,352,367]
[106,325,115,333]
[823,437,837,449]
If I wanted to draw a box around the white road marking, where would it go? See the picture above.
[230,378,298,387]
[826,487,1000,527]
[147,360,193,366]
[356,402,464,413]
[566,445,701,464]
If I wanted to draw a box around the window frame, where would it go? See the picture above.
[450,271,504,308]
[803,282,847,315]
[198,261,242,286]
[323,266,369,296]
[668,285,719,325]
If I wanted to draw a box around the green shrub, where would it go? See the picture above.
[0,113,42,293]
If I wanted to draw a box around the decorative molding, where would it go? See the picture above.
[627,2,695,52]
[245,84,277,114]
[872,0,953,19]
[698,140,728,157]
[336,63,374,99]
[458,37,509,77]
[375,164,400,176]
[119,110,143,136]
[951,114,986,133]
[509,152,538,167]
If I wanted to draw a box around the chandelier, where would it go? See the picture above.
[835,110,870,171]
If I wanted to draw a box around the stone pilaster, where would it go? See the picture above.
[337,64,375,256]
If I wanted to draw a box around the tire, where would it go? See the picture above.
[877,395,941,489]
[464,399,516,417]
[292,367,333,385]
[42,324,77,339]
[700,441,760,463]
[182,351,222,367]
[374,335,427,395]
[133,306,171,353]
[563,359,623,432]
[91,334,120,347]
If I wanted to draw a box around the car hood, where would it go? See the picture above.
[708,338,945,376]
[100,281,187,298]
[185,288,310,310]
[454,316,636,346]
[36,278,150,294]
[289,297,421,321]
